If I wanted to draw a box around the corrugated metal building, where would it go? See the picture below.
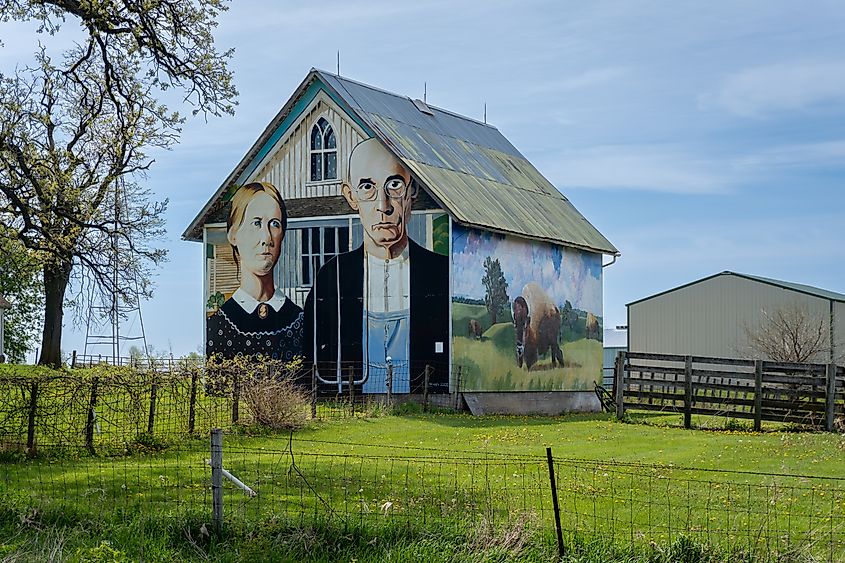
[627,271,845,366]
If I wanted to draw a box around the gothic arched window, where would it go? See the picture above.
[309,117,337,182]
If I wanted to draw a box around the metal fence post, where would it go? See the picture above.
[684,356,693,429]
[188,371,198,435]
[614,351,625,420]
[454,365,462,410]
[754,360,764,432]
[85,376,99,454]
[423,364,431,413]
[386,361,393,406]
[348,365,355,416]
[546,447,565,559]
[311,364,317,420]
[147,377,158,435]
[210,428,223,534]
[26,381,38,456]
[826,363,837,432]
[232,374,240,424]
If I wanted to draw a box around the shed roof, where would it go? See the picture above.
[627,271,845,307]
[183,69,617,256]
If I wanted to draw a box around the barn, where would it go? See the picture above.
[628,271,845,366]
[183,69,618,414]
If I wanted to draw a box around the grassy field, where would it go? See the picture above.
[452,302,603,392]
[2,412,844,561]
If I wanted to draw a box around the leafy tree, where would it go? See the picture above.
[0,232,42,362]
[0,1,237,367]
[481,257,509,325]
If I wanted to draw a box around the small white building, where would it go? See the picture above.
[0,294,10,362]
[627,271,845,366]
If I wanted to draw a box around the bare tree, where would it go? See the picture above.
[743,303,833,364]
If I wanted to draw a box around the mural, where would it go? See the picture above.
[205,182,304,360]
[304,138,450,394]
[452,224,603,391]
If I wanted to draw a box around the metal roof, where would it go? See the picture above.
[627,271,845,307]
[184,69,618,255]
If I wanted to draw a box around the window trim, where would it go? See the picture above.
[308,115,338,183]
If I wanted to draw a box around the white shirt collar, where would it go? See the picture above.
[232,288,287,314]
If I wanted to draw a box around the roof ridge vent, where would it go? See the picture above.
[411,98,434,116]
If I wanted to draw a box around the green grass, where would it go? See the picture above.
[2,414,844,561]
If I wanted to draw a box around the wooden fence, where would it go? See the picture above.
[613,352,845,431]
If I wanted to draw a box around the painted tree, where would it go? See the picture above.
[0,1,236,366]
[0,232,42,362]
[482,257,509,325]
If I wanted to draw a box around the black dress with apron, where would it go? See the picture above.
[206,297,304,360]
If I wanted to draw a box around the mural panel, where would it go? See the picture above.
[304,138,450,394]
[452,224,603,391]
[205,182,304,360]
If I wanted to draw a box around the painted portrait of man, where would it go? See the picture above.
[304,138,449,393]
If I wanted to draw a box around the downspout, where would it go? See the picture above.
[602,254,618,269]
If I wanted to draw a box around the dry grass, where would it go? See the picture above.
[241,376,309,431]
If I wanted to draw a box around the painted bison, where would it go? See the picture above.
[512,282,564,370]
[585,312,600,340]
[468,319,483,340]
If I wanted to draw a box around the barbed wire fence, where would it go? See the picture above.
[1,431,843,561]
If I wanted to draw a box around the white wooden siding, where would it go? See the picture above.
[628,275,843,365]
[250,92,366,199]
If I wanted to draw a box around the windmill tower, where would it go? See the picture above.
[83,178,149,365]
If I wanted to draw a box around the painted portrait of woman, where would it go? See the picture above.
[206,182,303,360]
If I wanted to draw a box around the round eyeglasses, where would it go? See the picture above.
[354,177,409,201]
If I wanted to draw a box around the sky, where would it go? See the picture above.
[2,0,845,359]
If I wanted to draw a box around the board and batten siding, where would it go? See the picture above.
[628,274,843,365]
[250,92,366,200]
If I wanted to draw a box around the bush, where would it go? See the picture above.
[242,376,309,431]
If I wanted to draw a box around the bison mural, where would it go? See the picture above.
[585,312,600,340]
[468,319,483,340]
[512,282,564,370]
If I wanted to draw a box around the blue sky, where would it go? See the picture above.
[3,0,844,358]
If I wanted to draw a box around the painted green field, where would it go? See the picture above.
[2,413,844,561]
[453,301,602,391]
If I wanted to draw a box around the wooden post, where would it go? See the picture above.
[684,356,693,429]
[423,364,431,413]
[614,351,625,420]
[310,364,317,420]
[26,382,38,455]
[348,365,355,416]
[71,350,77,369]
[85,377,99,454]
[147,378,158,435]
[188,372,198,434]
[826,363,837,432]
[546,447,565,559]
[454,365,462,410]
[232,374,240,424]
[210,428,223,535]
[754,360,764,432]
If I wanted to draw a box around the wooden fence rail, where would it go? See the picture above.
[614,352,845,431]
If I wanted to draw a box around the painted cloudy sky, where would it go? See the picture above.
[452,226,602,315]
[2,0,844,357]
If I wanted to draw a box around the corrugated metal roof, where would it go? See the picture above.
[628,271,845,306]
[184,69,618,255]
[317,70,618,255]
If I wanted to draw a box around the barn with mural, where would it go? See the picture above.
[183,69,618,413]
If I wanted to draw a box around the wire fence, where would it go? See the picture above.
[0,359,463,452]
[1,436,843,561]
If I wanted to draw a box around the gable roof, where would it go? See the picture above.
[183,69,618,256]
[627,271,845,307]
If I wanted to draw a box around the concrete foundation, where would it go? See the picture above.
[463,391,600,416]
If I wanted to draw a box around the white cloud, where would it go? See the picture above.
[709,61,845,117]
[538,145,732,194]
[526,67,629,95]
[736,140,845,169]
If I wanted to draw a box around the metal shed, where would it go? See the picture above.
[627,271,845,366]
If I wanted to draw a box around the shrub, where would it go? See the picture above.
[241,375,309,431]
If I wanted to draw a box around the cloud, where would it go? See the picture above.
[736,140,845,170]
[525,67,629,95]
[537,145,732,194]
[709,61,845,117]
